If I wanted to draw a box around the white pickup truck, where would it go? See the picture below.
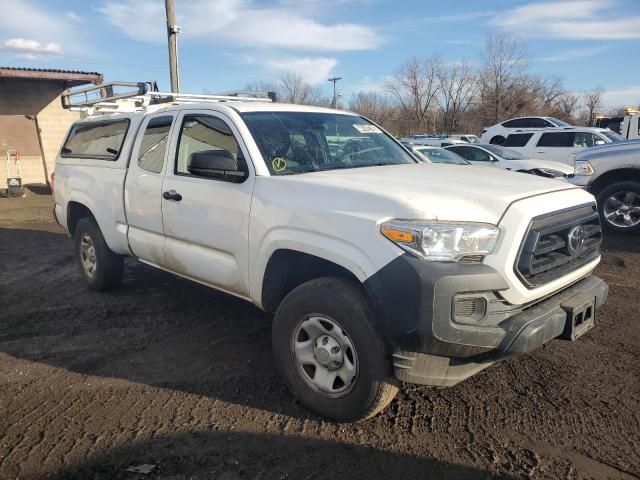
[53,83,608,422]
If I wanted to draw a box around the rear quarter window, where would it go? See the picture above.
[61,120,130,160]
[503,133,534,147]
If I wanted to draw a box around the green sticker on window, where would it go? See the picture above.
[272,157,287,172]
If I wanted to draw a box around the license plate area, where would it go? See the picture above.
[561,293,596,341]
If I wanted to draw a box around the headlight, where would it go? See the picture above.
[380,221,500,262]
[574,160,594,176]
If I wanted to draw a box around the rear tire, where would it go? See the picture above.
[272,277,398,422]
[596,181,640,234]
[74,217,124,291]
[490,135,505,145]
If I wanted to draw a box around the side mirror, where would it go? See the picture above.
[595,140,605,145]
[187,149,246,181]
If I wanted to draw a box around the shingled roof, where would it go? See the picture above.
[0,67,103,87]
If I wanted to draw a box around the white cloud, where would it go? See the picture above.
[265,57,338,85]
[67,11,83,21]
[2,38,61,55]
[601,86,640,107]
[422,11,497,22]
[98,0,382,51]
[492,0,640,40]
[0,0,83,54]
[97,0,165,42]
[537,46,607,62]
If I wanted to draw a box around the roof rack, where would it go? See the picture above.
[61,81,276,115]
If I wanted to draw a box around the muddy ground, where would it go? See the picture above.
[0,195,638,480]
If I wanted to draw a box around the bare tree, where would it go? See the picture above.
[554,93,580,121]
[348,91,398,131]
[479,33,530,124]
[246,74,329,106]
[385,56,441,133]
[529,74,565,111]
[436,62,478,133]
[582,87,605,126]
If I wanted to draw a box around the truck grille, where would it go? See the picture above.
[516,204,602,288]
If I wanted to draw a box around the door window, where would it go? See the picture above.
[175,115,246,180]
[502,118,528,128]
[529,118,551,128]
[503,133,534,147]
[536,132,575,147]
[467,147,492,161]
[447,146,471,159]
[138,116,173,173]
[573,132,600,147]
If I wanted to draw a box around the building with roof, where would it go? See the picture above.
[0,67,102,191]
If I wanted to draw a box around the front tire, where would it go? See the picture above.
[596,181,640,233]
[490,135,505,145]
[74,217,124,291]
[272,277,398,422]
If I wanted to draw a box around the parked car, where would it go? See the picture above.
[571,140,640,233]
[501,127,624,165]
[444,143,574,178]
[400,135,466,147]
[403,144,470,165]
[54,81,608,422]
[481,116,572,145]
[449,134,480,144]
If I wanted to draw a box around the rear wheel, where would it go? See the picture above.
[490,135,505,145]
[597,182,640,233]
[74,217,124,290]
[272,277,398,422]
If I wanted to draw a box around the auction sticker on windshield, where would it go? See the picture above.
[353,124,382,134]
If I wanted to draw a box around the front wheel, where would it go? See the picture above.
[272,277,398,422]
[489,135,505,145]
[597,182,640,233]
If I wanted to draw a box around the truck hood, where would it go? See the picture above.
[266,163,579,225]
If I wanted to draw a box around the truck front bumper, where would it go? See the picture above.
[364,255,608,386]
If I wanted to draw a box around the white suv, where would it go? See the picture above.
[53,82,609,422]
[481,116,572,145]
[502,127,624,165]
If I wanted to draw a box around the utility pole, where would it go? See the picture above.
[328,77,342,109]
[165,0,181,92]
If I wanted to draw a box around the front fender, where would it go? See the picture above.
[249,226,400,308]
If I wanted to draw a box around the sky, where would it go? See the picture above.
[1,0,639,107]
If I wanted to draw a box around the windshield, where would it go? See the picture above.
[550,118,571,127]
[482,144,527,160]
[241,112,416,175]
[601,130,625,143]
[466,135,480,143]
[415,147,469,165]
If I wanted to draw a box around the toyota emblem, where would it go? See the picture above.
[567,225,585,255]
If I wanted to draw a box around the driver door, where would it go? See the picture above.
[160,109,255,298]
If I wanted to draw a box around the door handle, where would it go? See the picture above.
[162,190,182,201]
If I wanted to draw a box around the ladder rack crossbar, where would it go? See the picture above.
[62,81,276,115]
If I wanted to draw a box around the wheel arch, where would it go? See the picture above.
[589,169,640,196]
[260,249,365,313]
[67,201,97,238]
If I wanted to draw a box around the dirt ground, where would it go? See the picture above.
[0,195,638,480]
